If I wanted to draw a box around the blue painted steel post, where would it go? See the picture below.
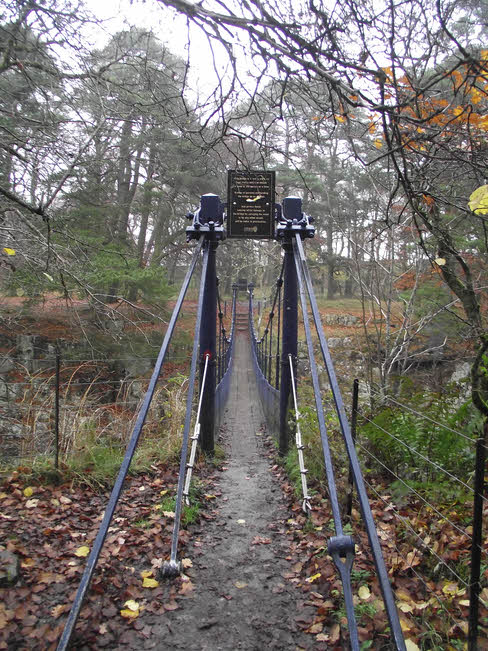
[199,239,217,453]
[196,195,223,455]
[279,198,300,456]
[186,193,225,455]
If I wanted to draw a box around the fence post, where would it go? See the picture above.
[279,198,299,456]
[346,378,359,518]
[468,417,487,650]
[54,349,60,469]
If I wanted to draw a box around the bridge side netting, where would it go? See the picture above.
[215,286,237,429]
[248,287,280,435]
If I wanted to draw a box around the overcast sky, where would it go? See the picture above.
[82,0,232,98]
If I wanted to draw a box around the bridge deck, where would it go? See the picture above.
[130,315,311,649]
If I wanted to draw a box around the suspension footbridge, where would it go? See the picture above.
[56,182,415,650]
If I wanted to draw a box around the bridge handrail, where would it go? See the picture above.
[293,234,406,651]
[57,239,205,651]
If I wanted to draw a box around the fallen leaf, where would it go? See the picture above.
[21,558,36,569]
[330,623,340,643]
[181,558,193,569]
[306,622,323,634]
[358,585,371,600]
[400,617,412,632]
[235,581,248,589]
[306,573,321,583]
[51,605,67,619]
[204,494,216,500]
[442,582,465,597]
[140,570,153,579]
[251,536,271,545]
[179,580,194,595]
[142,577,159,588]
[163,511,175,518]
[75,546,90,558]
[23,487,34,497]
[236,519,246,525]
[405,641,420,651]
[25,499,39,508]
[123,600,140,612]
[120,608,139,619]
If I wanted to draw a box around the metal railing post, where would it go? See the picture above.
[199,238,218,455]
[186,192,226,456]
[279,223,298,456]
[54,349,60,469]
[468,417,487,650]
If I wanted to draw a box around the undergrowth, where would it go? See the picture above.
[4,372,191,489]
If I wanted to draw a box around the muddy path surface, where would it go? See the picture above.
[125,320,312,650]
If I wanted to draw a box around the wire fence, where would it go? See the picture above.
[254,285,487,647]
[0,347,194,467]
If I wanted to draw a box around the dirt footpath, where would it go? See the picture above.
[132,327,311,650]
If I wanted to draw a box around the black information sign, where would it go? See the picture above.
[227,171,275,239]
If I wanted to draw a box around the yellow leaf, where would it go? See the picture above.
[0,492,7,499]
[469,184,488,215]
[306,573,321,583]
[142,577,159,588]
[236,519,246,525]
[398,602,414,613]
[75,546,90,558]
[405,641,420,651]
[123,600,140,611]
[458,599,470,606]
[163,511,175,518]
[120,608,139,619]
[235,581,248,589]
[181,558,193,569]
[23,487,33,497]
[374,139,383,149]
[25,498,39,508]
[400,617,412,632]
[3,247,15,256]
[140,570,153,579]
[204,494,216,500]
[434,258,446,266]
[358,585,371,600]
[159,490,168,496]
[442,582,465,597]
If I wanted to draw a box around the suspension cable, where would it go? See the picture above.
[183,353,210,506]
[164,242,210,575]
[292,244,359,649]
[56,238,204,651]
[293,234,406,651]
[288,354,312,515]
